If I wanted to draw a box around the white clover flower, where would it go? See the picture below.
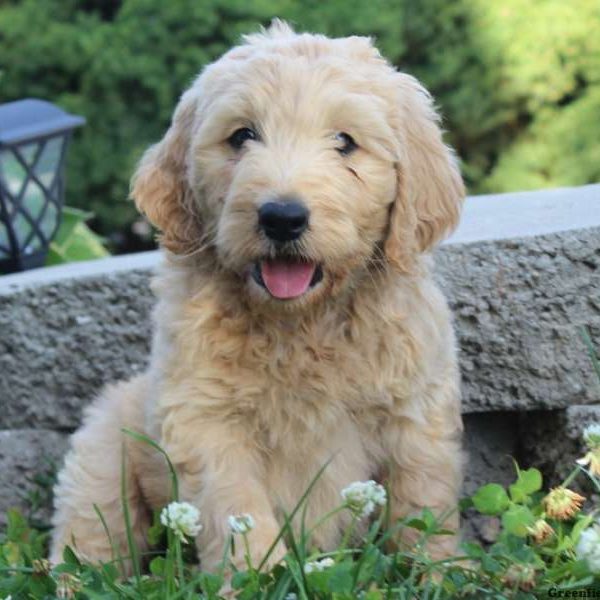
[285,594,298,600]
[228,513,255,534]
[160,501,202,542]
[577,521,600,573]
[584,424,600,449]
[304,557,335,574]
[341,480,387,518]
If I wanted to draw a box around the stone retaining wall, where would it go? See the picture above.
[0,184,599,532]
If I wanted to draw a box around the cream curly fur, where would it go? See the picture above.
[51,21,465,573]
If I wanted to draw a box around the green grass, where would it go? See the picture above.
[2,456,600,598]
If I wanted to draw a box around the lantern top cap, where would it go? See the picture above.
[0,98,85,147]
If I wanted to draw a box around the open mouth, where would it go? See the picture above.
[251,258,324,299]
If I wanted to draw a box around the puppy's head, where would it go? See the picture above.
[132,21,464,309]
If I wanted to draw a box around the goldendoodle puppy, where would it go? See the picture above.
[51,20,465,573]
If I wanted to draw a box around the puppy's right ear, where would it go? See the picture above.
[130,89,201,254]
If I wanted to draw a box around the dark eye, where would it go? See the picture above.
[335,132,358,155]
[228,127,258,150]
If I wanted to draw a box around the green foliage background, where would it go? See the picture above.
[1,0,598,236]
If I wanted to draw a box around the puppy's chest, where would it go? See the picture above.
[220,326,399,428]
[162,307,410,431]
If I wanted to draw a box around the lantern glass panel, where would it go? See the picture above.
[22,179,45,216]
[41,201,59,238]
[1,149,27,196]
[35,137,64,187]
[13,211,33,249]
[19,180,46,253]
[0,222,8,256]
[20,142,39,167]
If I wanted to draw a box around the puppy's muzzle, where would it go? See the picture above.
[258,198,309,242]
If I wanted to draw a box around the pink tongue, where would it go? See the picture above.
[261,260,316,299]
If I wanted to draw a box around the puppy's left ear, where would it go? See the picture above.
[385,74,465,271]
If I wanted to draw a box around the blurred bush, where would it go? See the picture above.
[0,0,598,243]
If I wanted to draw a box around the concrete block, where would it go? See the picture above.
[0,429,69,527]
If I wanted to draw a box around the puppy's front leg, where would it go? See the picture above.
[382,409,463,559]
[166,421,286,572]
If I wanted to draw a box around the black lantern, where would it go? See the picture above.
[0,99,85,273]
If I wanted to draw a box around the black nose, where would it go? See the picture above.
[258,199,309,242]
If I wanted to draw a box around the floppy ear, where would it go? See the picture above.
[384,74,465,272]
[130,89,201,255]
